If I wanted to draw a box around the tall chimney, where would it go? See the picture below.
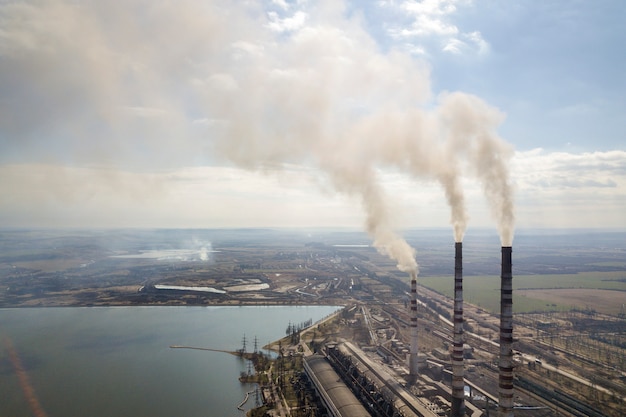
[409,270,419,381]
[498,246,514,417]
[451,242,465,417]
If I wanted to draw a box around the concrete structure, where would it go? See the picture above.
[409,270,420,381]
[303,354,373,417]
[329,342,439,417]
[498,246,514,417]
[451,241,466,417]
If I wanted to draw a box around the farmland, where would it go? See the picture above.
[419,271,626,315]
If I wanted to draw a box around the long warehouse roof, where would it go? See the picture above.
[304,354,373,417]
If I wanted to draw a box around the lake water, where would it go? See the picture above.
[0,305,340,417]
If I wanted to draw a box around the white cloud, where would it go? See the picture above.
[2,149,624,229]
[442,38,464,54]
[207,73,240,91]
[402,0,458,16]
[191,118,228,127]
[121,106,169,118]
[231,41,265,57]
[0,164,363,228]
[270,0,291,11]
[266,10,307,33]
[510,149,626,228]
[513,149,626,188]
[464,31,489,55]
[383,0,489,56]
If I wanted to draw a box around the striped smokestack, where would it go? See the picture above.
[409,270,419,381]
[498,246,514,417]
[451,242,465,417]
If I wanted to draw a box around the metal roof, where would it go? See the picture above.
[304,354,373,417]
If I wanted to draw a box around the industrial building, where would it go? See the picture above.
[303,354,373,417]
[303,342,443,417]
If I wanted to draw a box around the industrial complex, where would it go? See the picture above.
[247,241,623,417]
[1,229,624,416]
[281,244,526,417]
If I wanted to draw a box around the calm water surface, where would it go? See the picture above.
[0,305,340,417]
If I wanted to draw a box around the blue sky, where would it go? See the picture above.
[0,0,624,236]
[362,0,626,151]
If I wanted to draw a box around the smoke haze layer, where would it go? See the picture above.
[0,0,515,263]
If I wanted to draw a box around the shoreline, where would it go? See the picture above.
[0,298,346,309]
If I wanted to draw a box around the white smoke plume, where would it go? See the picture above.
[436,93,515,245]
[187,238,215,262]
[0,0,515,267]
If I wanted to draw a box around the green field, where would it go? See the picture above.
[418,272,626,314]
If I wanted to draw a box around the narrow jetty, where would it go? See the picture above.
[169,345,239,355]
[237,389,256,411]
[169,345,257,361]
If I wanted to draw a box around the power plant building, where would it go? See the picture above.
[303,354,373,417]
